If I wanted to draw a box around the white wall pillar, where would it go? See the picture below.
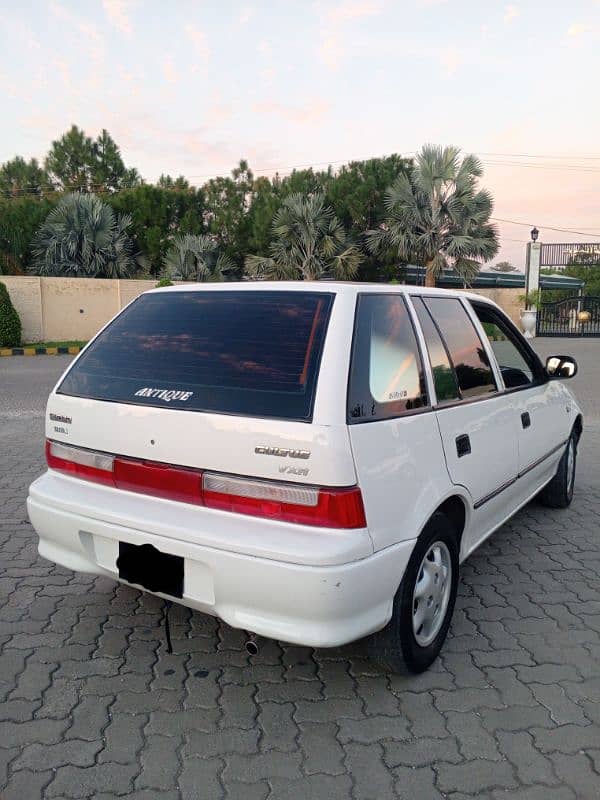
[525,240,542,302]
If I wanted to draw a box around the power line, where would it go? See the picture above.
[3,148,600,202]
[478,151,600,161]
[491,218,600,240]
[481,160,600,174]
[4,148,600,197]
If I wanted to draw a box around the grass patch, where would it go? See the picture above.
[23,340,87,349]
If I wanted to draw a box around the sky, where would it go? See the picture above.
[1,0,599,269]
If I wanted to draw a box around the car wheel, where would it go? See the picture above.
[539,431,577,509]
[368,511,459,674]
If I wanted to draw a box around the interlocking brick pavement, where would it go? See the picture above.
[1,340,599,799]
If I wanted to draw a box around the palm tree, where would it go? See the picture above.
[32,193,140,278]
[367,145,498,287]
[162,234,234,281]
[245,193,363,281]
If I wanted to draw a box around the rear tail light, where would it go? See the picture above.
[202,473,366,528]
[45,440,366,529]
[46,440,114,486]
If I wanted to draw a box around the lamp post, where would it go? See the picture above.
[530,227,539,243]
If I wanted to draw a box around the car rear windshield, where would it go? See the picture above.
[58,290,334,421]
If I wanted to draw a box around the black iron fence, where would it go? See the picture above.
[537,296,600,337]
[539,243,600,267]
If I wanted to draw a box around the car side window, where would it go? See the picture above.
[411,297,460,404]
[348,294,428,423]
[471,303,536,389]
[423,297,497,399]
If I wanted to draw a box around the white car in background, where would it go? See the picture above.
[27,282,582,672]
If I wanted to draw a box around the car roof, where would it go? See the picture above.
[150,280,493,305]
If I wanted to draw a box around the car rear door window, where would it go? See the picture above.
[411,297,460,404]
[348,294,428,423]
[57,290,333,421]
[423,297,497,399]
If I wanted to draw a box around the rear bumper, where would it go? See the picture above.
[27,475,415,648]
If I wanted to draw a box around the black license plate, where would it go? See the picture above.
[117,541,183,598]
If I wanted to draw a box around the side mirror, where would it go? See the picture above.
[546,355,578,379]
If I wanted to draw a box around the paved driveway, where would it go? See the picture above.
[1,340,599,800]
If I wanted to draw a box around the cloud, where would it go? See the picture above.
[318,35,343,70]
[185,24,211,64]
[252,99,330,124]
[325,0,383,23]
[206,105,233,125]
[49,1,104,62]
[0,71,17,99]
[504,4,520,23]
[238,6,254,25]
[9,18,41,51]
[257,39,272,57]
[102,0,132,35]
[53,58,72,88]
[162,57,178,84]
[567,22,589,37]
[440,47,462,77]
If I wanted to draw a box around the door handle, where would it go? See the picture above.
[456,434,471,458]
[521,412,531,429]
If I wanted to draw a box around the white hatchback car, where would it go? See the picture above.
[27,283,582,672]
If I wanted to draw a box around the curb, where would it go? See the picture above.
[0,346,82,357]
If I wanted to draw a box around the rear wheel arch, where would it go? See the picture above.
[437,495,467,538]
[425,495,468,550]
[573,414,583,444]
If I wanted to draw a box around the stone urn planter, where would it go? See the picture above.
[520,309,537,339]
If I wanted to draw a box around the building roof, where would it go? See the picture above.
[401,266,585,290]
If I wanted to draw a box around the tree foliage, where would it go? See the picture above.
[32,193,141,278]
[44,125,139,192]
[203,160,254,270]
[0,126,504,286]
[157,174,191,191]
[0,157,52,198]
[541,264,600,301]
[0,195,58,273]
[106,184,205,275]
[0,280,21,347]
[367,145,498,286]
[163,234,234,281]
[491,260,518,273]
[245,192,363,281]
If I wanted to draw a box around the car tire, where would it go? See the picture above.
[539,431,577,509]
[368,512,459,674]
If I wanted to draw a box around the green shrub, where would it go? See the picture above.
[0,281,22,347]
[155,277,173,287]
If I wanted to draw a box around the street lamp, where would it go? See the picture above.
[530,227,539,242]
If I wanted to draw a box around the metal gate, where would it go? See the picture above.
[537,296,600,337]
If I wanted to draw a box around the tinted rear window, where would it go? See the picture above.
[423,297,496,398]
[58,290,334,421]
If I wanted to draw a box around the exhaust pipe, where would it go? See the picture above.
[245,638,259,656]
